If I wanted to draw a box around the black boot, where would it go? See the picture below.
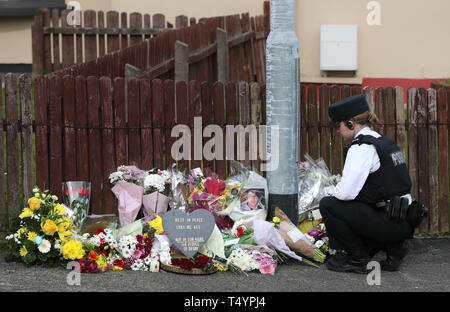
[380,242,408,272]
[326,251,371,274]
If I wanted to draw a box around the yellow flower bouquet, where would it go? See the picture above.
[0,187,75,267]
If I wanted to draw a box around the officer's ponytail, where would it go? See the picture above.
[352,111,380,130]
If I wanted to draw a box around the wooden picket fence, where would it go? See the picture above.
[0,73,449,235]
[32,8,269,84]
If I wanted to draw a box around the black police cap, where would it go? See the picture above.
[328,94,369,123]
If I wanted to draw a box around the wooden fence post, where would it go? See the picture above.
[216,28,229,84]
[437,87,449,233]
[213,82,227,178]
[238,81,251,168]
[416,88,429,232]
[175,41,189,83]
[427,89,439,234]
[51,9,61,71]
[32,9,44,74]
[407,88,419,213]
[0,75,5,231]
[5,74,21,223]
[395,86,406,156]
[20,74,34,207]
[319,84,331,166]
[250,82,261,173]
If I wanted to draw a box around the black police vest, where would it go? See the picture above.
[347,134,412,205]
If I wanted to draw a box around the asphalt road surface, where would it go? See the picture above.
[1,237,449,294]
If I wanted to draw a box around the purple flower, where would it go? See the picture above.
[308,229,326,239]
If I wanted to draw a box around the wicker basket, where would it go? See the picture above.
[160,262,218,275]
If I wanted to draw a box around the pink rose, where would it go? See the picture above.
[260,262,276,275]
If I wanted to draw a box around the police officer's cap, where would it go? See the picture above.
[328,94,370,123]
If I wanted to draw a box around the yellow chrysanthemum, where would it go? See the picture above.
[28,231,38,242]
[149,216,164,235]
[41,219,58,236]
[58,230,73,241]
[53,204,65,216]
[17,227,27,239]
[20,246,28,257]
[96,255,108,272]
[61,240,85,260]
[62,217,74,230]
[28,197,41,211]
[19,208,34,219]
[272,217,281,223]
[57,217,74,233]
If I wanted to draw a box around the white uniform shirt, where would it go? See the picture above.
[333,126,412,204]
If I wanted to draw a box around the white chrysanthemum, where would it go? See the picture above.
[38,239,51,253]
[89,236,101,247]
[130,262,141,271]
[229,248,259,271]
[109,171,124,184]
[121,248,132,259]
[134,258,144,268]
[144,256,152,266]
[144,174,166,192]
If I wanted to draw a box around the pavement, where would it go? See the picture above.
[0,237,449,294]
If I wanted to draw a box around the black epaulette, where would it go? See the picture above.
[351,134,379,146]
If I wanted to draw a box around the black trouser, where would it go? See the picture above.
[319,196,414,259]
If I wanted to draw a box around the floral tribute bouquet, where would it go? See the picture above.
[142,168,171,220]
[227,245,278,275]
[185,169,235,230]
[1,187,75,267]
[60,215,167,273]
[62,181,91,231]
[109,165,147,226]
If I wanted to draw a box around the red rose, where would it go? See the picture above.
[77,188,90,196]
[95,228,106,236]
[180,259,194,271]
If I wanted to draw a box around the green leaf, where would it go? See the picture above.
[238,234,256,245]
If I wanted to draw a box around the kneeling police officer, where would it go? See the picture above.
[319,94,427,273]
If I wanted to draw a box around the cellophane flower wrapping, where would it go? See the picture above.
[142,168,171,220]
[274,207,315,260]
[167,165,189,213]
[109,165,149,227]
[62,181,91,231]
[111,180,144,227]
[214,161,268,230]
[226,244,278,274]
[298,154,341,219]
[78,214,118,236]
[182,167,234,230]
[253,219,303,263]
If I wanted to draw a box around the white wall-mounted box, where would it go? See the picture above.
[320,24,358,71]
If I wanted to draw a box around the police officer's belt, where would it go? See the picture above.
[375,196,428,229]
